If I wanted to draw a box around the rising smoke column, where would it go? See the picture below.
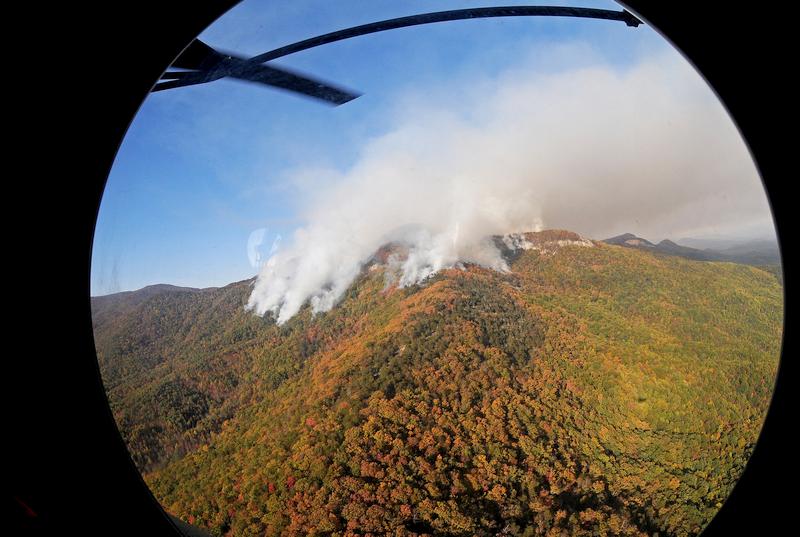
[246,51,770,324]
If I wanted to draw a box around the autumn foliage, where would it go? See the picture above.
[92,237,783,536]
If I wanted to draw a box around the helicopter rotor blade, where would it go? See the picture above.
[153,7,641,103]
[249,6,641,65]
[223,60,360,105]
[170,39,228,71]
[154,41,360,105]
[158,71,197,80]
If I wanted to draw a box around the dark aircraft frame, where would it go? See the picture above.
[152,5,641,105]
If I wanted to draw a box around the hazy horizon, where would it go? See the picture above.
[91,227,779,297]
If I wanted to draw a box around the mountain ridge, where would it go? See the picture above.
[603,232,780,266]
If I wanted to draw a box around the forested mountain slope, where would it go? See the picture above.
[91,231,783,537]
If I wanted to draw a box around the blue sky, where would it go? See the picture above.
[90,1,696,295]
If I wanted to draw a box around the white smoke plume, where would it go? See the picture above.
[247,51,771,324]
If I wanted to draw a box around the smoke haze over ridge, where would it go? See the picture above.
[247,50,774,324]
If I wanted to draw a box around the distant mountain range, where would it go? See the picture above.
[91,283,218,315]
[603,233,781,266]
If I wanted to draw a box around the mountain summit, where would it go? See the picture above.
[604,232,655,248]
